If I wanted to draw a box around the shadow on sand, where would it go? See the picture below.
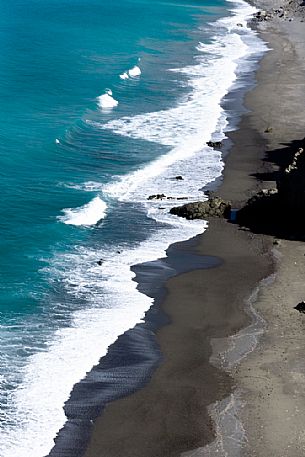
[235,137,305,241]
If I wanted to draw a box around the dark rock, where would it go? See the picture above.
[235,141,305,238]
[148,194,188,201]
[206,141,223,149]
[277,147,305,215]
[148,194,166,200]
[170,196,231,220]
[97,259,103,266]
[253,10,273,21]
[264,126,273,133]
[237,188,278,225]
[294,301,305,313]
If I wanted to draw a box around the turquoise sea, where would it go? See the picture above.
[0,0,266,455]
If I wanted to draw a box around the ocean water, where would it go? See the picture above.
[0,0,266,455]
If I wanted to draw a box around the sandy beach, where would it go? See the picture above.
[83,1,305,456]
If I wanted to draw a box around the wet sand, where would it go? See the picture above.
[84,218,272,457]
[84,3,305,456]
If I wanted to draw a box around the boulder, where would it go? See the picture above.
[170,196,231,220]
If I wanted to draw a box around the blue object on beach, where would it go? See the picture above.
[230,209,238,222]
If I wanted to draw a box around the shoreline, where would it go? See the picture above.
[52,1,305,455]
[83,4,277,457]
[46,2,266,456]
[84,219,273,457]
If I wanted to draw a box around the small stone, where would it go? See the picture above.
[264,126,273,133]
[206,141,223,149]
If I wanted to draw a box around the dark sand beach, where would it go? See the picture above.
[84,2,305,456]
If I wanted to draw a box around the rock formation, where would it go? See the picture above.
[236,143,305,237]
[170,196,231,220]
[277,147,305,215]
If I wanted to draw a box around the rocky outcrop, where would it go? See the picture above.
[253,10,274,21]
[169,140,305,237]
[277,147,305,215]
[236,143,305,238]
[251,5,300,23]
[170,196,231,220]
[240,188,278,210]
[147,194,188,201]
[236,188,279,225]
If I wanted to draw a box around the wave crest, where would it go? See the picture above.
[59,196,107,226]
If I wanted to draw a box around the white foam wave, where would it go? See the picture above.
[128,65,141,77]
[102,36,247,144]
[119,65,141,80]
[97,89,118,109]
[59,196,107,226]
[215,0,258,31]
[94,29,263,204]
[119,71,129,80]
[61,181,105,192]
[0,214,205,457]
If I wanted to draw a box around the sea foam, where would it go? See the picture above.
[119,71,129,80]
[96,33,260,204]
[128,65,141,77]
[59,196,107,226]
[97,89,118,109]
[119,65,141,80]
[0,212,204,457]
